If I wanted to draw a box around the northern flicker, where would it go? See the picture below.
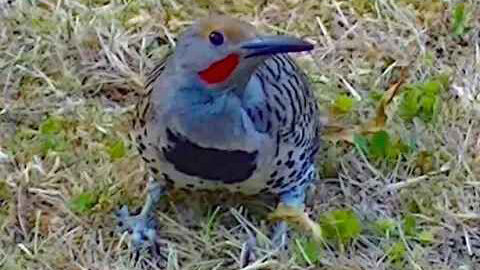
[117,15,322,256]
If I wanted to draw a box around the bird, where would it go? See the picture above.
[116,14,322,260]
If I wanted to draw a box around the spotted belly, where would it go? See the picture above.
[139,128,316,196]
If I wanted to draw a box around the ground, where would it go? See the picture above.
[0,0,479,269]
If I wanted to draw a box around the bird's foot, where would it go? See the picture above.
[271,221,289,250]
[116,205,158,248]
[239,233,257,268]
[239,222,292,267]
[268,204,322,242]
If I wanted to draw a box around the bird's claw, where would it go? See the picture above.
[240,233,257,267]
[115,205,158,248]
[268,204,323,242]
[271,221,289,250]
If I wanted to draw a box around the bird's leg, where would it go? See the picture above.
[239,230,257,267]
[269,189,322,246]
[240,189,319,267]
[271,220,289,249]
[116,177,166,248]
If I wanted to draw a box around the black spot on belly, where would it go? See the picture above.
[163,129,258,184]
[150,167,159,174]
[285,160,295,169]
[259,187,269,193]
[162,173,173,182]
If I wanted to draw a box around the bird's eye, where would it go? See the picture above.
[209,31,224,46]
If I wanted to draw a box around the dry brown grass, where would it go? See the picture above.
[1,0,479,269]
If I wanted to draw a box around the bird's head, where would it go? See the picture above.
[172,15,313,91]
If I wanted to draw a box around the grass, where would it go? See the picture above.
[0,0,479,269]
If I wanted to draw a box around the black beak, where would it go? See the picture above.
[240,35,314,58]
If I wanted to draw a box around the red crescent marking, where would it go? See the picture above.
[198,54,240,85]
